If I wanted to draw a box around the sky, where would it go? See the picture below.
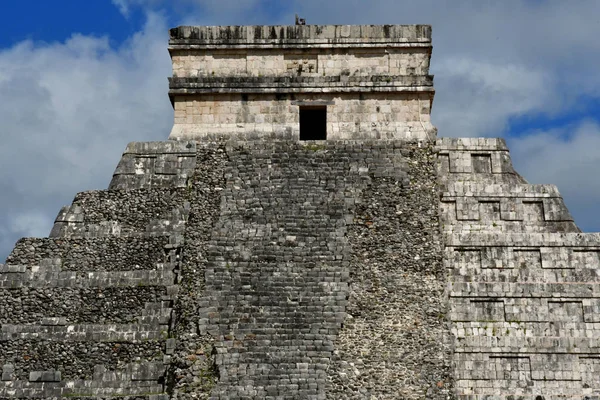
[1,0,600,261]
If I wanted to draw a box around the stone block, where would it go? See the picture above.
[1,364,14,381]
[40,317,68,326]
[29,370,61,382]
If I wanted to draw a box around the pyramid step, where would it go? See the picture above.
[109,140,196,190]
[49,188,190,238]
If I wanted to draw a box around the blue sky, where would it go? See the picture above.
[0,2,141,47]
[1,0,600,261]
[0,1,292,47]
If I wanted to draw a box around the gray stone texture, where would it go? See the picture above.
[1,141,210,399]
[167,24,435,141]
[4,135,596,399]
[327,142,452,399]
[439,137,600,399]
[196,140,450,399]
[1,139,452,399]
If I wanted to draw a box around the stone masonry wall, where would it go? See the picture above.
[327,142,452,399]
[439,138,600,399]
[170,92,434,141]
[1,139,450,399]
[6,132,599,399]
[167,24,434,142]
[168,25,432,46]
[171,48,431,78]
[196,140,450,399]
[0,141,224,399]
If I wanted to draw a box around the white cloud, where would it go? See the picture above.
[112,0,131,16]
[0,12,173,261]
[509,121,600,231]
[112,0,284,26]
[8,212,53,239]
[0,211,54,261]
[433,58,555,137]
[111,0,163,17]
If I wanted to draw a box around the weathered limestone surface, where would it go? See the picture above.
[198,141,450,399]
[168,25,432,46]
[170,49,431,78]
[327,142,452,399]
[0,140,204,399]
[171,92,433,141]
[168,25,435,141]
[439,138,600,399]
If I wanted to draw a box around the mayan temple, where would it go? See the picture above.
[1,23,599,400]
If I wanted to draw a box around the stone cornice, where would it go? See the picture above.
[168,25,432,50]
[168,75,434,95]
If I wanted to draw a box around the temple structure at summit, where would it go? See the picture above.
[167,24,435,141]
[0,23,598,400]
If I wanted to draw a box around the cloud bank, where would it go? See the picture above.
[0,12,173,259]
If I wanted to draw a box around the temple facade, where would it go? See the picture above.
[168,25,436,141]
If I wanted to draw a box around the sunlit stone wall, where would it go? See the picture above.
[168,24,435,140]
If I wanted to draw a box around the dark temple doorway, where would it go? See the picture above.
[299,106,327,140]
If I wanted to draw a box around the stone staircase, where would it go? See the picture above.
[199,140,452,399]
[201,141,367,399]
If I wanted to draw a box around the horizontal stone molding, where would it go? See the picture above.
[447,232,600,247]
[441,197,575,223]
[169,75,434,94]
[454,321,600,337]
[0,263,176,288]
[438,150,517,175]
[443,183,562,197]
[0,323,164,341]
[168,25,432,48]
[456,333,600,354]
[450,297,600,323]
[290,100,335,106]
[446,245,600,270]
[122,141,196,155]
[0,361,167,397]
[170,85,435,95]
[436,137,509,152]
[454,353,585,380]
[449,282,600,298]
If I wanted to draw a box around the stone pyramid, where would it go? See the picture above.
[1,24,598,400]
